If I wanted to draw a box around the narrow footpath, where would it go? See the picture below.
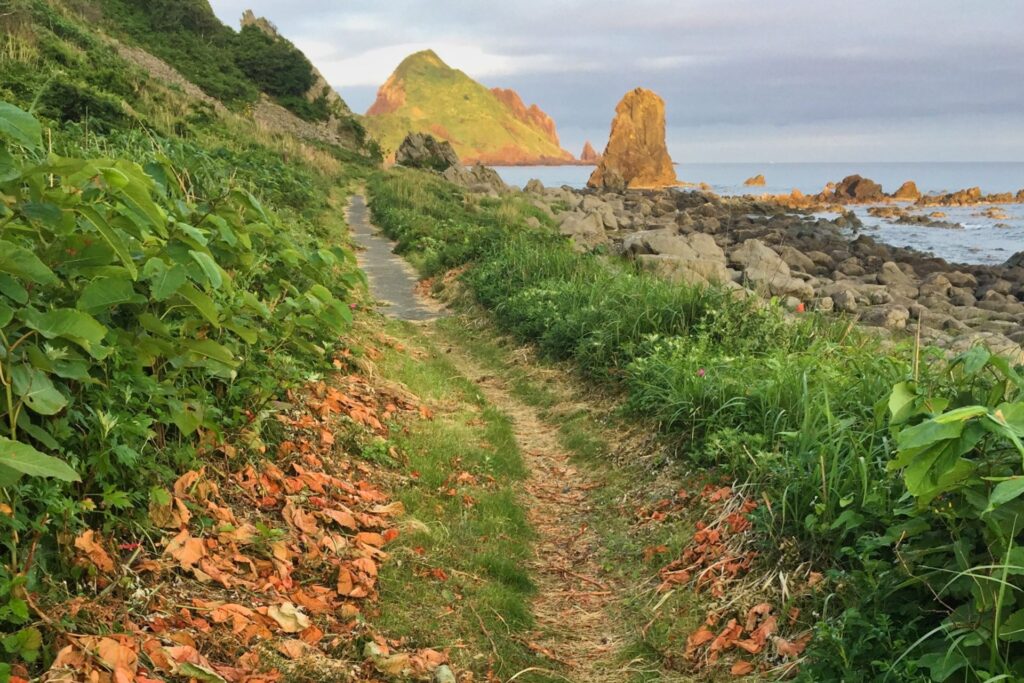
[348,195,636,682]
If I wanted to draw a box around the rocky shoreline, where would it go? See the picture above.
[525,181,1024,362]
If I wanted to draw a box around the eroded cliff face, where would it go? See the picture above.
[588,88,678,190]
[364,50,575,165]
[490,87,560,147]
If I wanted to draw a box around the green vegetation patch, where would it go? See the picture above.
[367,167,1024,682]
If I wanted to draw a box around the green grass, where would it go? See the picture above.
[370,319,564,682]
[366,166,1017,680]
[432,315,709,681]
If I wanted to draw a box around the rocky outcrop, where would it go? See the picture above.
[490,88,560,146]
[893,181,921,201]
[511,182,1024,362]
[744,174,766,186]
[395,132,460,171]
[441,163,507,196]
[588,88,678,190]
[240,10,350,115]
[832,175,885,202]
[364,50,574,165]
[580,141,601,164]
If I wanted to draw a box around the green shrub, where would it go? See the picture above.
[233,25,316,99]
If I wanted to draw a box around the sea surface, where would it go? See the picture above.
[493,163,1024,266]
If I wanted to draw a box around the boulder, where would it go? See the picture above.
[862,305,911,330]
[396,132,461,171]
[636,254,730,287]
[729,239,813,300]
[558,212,607,252]
[588,88,678,190]
[524,178,545,194]
[877,261,920,299]
[441,163,507,194]
[893,181,922,201]
[744,174,766,187]
[833,174,885,202]
[777,246,816,274]
[1005,251,1024,269]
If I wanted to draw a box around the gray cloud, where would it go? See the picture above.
[209,1,1024,161]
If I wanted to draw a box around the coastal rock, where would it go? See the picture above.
[524,178,545,194]
[833,175,885,202]
[862,305,911,330]
[1003,251,1024,269]
[558,212,607,252]
[729,239,813,300]
[395,132,460,171]
[580,141,602,164]
[893,181,922,201]
[636,254,730,287]
[877,261,920,299]
[744,174,766,187]
[588,88,678,190]
[441,163,507,195]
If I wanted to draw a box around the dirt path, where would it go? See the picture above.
[423,331,630,683]
[352,195,632,681]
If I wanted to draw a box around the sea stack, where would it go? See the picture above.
[579,141,601,164]
[893,181,922,201]
[588,88,678,190]
[744,174,767,186]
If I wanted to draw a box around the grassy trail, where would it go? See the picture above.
[420,324,630,682]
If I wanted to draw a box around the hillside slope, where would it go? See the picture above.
[364,50,575,165]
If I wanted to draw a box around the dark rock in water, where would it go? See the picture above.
[1017,189,1024,202]
[395,132,461,171]
[1005,251,1024,269]
[893,181,922,201]
[834,175,885,202]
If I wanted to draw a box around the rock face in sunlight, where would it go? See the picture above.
[893,180,922,201]
[395,132,461,171]
[588,88,678,190]
[744,174,766,186]
[364,50,574,165]
[579,141,601,164]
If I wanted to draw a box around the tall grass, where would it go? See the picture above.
[367,167,1007,680]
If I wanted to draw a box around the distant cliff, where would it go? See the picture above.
[364,50,575,165]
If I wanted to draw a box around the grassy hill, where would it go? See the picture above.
[364,50,574,165]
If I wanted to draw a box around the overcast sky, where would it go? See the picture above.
[208,1,1024,162]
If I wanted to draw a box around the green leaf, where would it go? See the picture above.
[189,250,224,289]
[0,464,23,487]
[0,240,59,286]
[958,346,991,376]
[177,662,227,683]
[23,308,107,356]
[11,366,67,415]
[177,283,220,327]
[0,436,79,481]
[897,418,965,451]
[0,102,42,150]
[77,206,138,279]
[144,259,188,301]
[181,339,238,367]
[168,400,204,436]
[0,273,29,304]
[987,477,1024,511]
[888,381,919,424]
[77,276,143,313]
[1001,608,1024,642]
[933,405,989,424]
[0,147,19,183]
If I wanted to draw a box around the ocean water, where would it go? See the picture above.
[493,163,1024,266]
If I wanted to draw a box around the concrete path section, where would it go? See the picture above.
[348,194,441,322]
